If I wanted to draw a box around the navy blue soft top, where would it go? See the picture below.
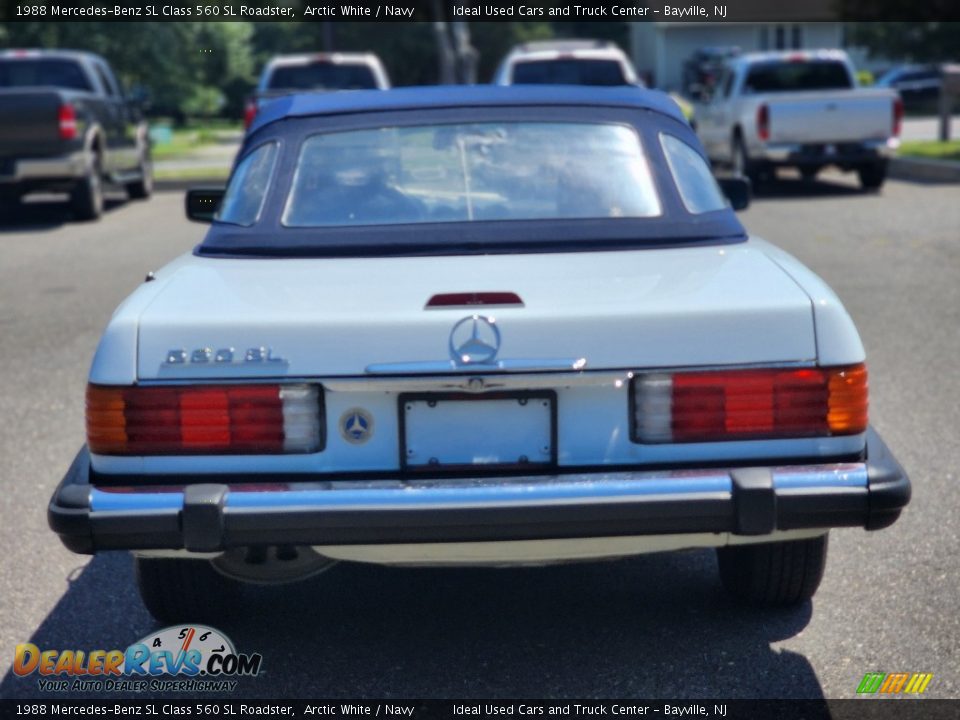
[200,86,746,258]
[249,84,688,133]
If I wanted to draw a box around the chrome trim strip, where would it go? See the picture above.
[93,493,184,512]
[132,362,817,389]
[365,358,588,375]
[326,370,628,392]
[772,464,867,489]
[89,464,868,514]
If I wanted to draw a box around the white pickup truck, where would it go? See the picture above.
[695,50,902,190]
[492,39,643,87]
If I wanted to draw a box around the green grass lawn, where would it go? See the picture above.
[150,122,242,160]
[154,166,230,181]
[150,130,203,159]
[899,140,960,162]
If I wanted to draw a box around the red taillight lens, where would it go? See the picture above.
[756,104,770,142]
[632,364,868,443]
[243,100,258,130]
[58,103,77,140]
[892,96,903,138]
[87,384,322,455]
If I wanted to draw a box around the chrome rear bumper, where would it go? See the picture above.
[49,427,909,555]
[756,138,899,163]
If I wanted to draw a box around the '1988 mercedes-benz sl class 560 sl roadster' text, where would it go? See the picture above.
[49,86,910,622]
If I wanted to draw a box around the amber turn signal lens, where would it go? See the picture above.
[86,385,128,454]
[633,363,868,443]
[827,364,869,434]
[86,383,323,456]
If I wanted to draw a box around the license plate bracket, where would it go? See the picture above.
[399,391,557,471]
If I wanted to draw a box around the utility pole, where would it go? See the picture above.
[432,1,478,84]
[431,0,456,84]
[452,22,478,84]
[321,22,335,52]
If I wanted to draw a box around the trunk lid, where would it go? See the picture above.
[135,243,816,380]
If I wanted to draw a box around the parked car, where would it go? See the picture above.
[493,40,643,87]
[682,46,741,101]
[243,52,390,130]
[491,40,699,124]
[695,50,903,190]
[0,49,152,220]
[49,86,909,623]
[875,64,941,110]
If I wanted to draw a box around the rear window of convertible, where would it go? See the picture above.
[281,122,661,227]
[511,59,628,86]
[266,62,379,91]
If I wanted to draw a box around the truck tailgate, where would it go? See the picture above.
[766,90,894,144]
[0,89,68,157]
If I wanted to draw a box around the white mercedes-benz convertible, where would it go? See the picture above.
[50,86,909,622]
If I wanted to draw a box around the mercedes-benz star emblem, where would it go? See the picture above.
[449,315,501,365]
[340,408,374,445]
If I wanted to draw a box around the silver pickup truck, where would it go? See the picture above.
[695,50,902,190]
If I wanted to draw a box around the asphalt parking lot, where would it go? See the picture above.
[0,172,957,699]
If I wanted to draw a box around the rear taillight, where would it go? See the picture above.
[86,384,323,455]
[756,103,770,142]
[892,96,903,138]
[58,103,77,140]
[243,100,258,130]
[632,364,867,443]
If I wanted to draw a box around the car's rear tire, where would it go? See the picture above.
[716,534,828,607]
[857,162,887,191]
[71,155,104,221]
[135,556,240,624]
[126,150,153,200]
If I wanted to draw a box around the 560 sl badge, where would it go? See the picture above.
[164,347,286,365]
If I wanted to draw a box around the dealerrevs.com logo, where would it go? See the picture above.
[14,625,262,693]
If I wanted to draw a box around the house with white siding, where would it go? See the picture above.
[629,2,844,93]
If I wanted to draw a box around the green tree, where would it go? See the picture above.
[847,22,960,63]
[249,21,556,86]
[1,18,635,120]
[0,20,257,123]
